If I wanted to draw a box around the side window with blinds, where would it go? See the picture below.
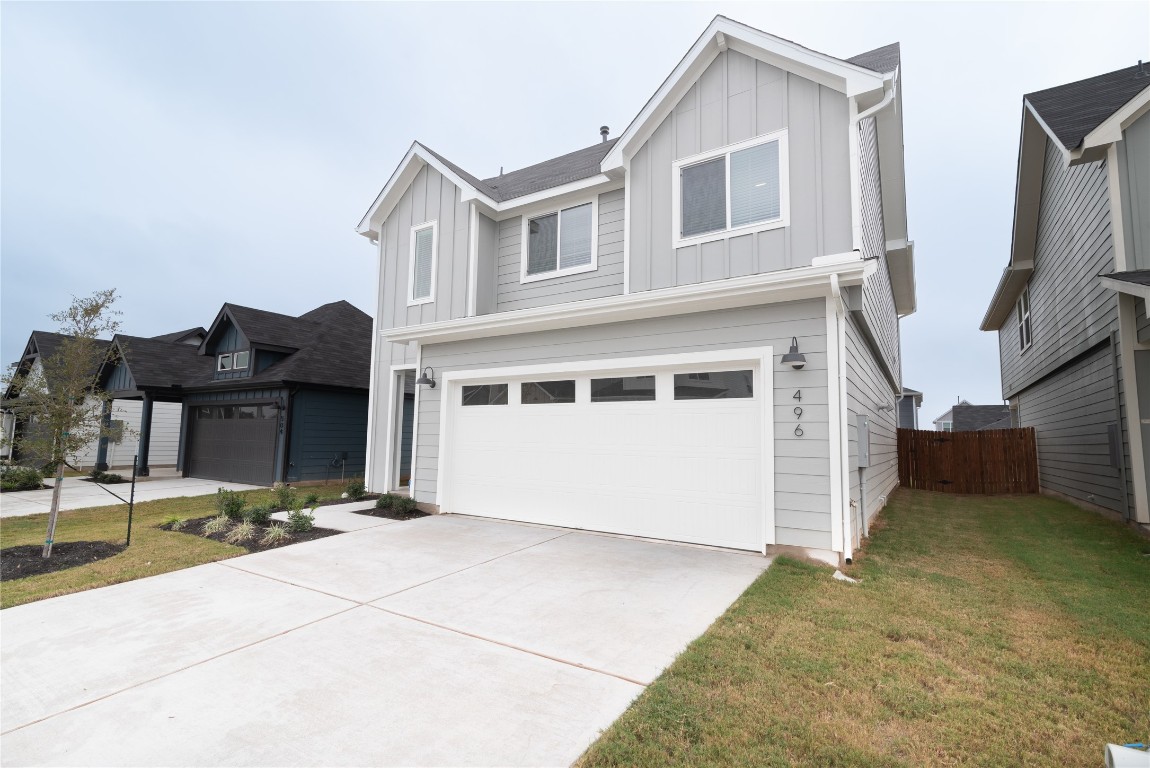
[523,201,596,280]
[675,131,787,246]
[409,222,437,304]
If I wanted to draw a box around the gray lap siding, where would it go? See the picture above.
[412,300,834,550]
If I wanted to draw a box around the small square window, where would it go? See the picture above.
[521,380,575,404]
[590,376,656,402]
[233,350,250,369]
[673,370,753,400]
[217,354,232,371]
[462,384,508,406]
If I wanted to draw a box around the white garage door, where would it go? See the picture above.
[441,354,771,551]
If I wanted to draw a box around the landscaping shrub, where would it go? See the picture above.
[393,496,419,515]
[286,507,315,533]
[202,515,231,536]
[0,466,44,492]
[244,506,272,525]
[88,470,124,484]
[345,479,366,501]
[225,520,257,545]
[303,492,320,507]
[272,483,296,511]
[375,493,399,510]
[162,516,187,531]
[215,488,246,520]
[259,524,292,547]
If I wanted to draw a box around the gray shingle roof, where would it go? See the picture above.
[952,404,1012,432]
[113,335,213,389]
[1026,63,1150,150]
[150,327,205,344]
[1103,269,1150,286]
[846,43,901,74]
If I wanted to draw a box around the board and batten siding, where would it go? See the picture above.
[999,142,1118,398]
[286,389,369,483]
[414,300,834,550]
[844,314,898,548]
[858,116,901,381]
[494,189,625,313]
[377,164,472,367]
[1136,298,1150,345]
[628,50,852,293]
[1015,342,1125,514]
[1118,109,1150,270]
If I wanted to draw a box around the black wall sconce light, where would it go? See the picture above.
[416,366,437,388]
[781,337,807,370]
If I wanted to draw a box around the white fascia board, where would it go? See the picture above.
[886,239,916,317]
[1100,275,1150,302]
[476,175,622,221]
[357,144,498,240]
[980,260,1034,331]
[601,17,885,174]
[1081,84,1150,151]
[381,256,874,345]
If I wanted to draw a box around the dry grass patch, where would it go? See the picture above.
[578,490,1150,767]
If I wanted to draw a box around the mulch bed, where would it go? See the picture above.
[349,506,429,522]
[161,516,340,553]
[1,541,126,581]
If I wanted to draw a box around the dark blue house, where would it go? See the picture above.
[99,301,371,485]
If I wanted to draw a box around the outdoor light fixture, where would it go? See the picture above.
[416,366,436,388]
[781,337,806,370]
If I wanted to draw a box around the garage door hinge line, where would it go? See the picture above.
[0,605,360,737]
[369,604,647,687]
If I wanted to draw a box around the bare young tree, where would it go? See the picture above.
[1,289,122,557]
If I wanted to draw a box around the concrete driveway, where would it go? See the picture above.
[0,476,262,518]
[1,514,770,767]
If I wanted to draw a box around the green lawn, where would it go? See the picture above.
[578,489,1150,767]
[0,486,350,609]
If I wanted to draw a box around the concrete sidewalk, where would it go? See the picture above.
[1,515,770,766]
[0,476,263,518]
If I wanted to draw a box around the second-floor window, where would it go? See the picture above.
[522,201,596,282]
[672,130,789,247]
[409,221,437,305]
[217,350,250,372]
[1017,285,1032,352]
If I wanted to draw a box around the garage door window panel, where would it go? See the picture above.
[674,370,754,400]
[590,375,656,402]
[462,384,508,406]
[522,380,575,404]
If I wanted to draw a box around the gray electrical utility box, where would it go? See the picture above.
[856,414,871,468]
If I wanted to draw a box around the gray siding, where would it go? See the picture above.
[1137,298,1150,345]
[1119,110,1150,270]
[73,400,181,469]
[897,395,918,429]
[1015,342,1124,513]
[414,300,833,550]
[106,361,135,392]
[494,189,625,313]
[475,212,499,315]
[378,164,471,367]
[286,389,369,483]
[844,314,899,549]
[628,50,852,293]
[858,117,901,381]
[999,142,1117,398]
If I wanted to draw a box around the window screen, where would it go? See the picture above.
[462,384,508,406]
[413,226,435,300]
[730,141,780,227]
[559,204,593,270]
[673,370,753,399]
[590,375,656,402]
[527,213,558,275]
[521,380,575,404]
[680,157,726,237]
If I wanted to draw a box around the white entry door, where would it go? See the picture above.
[440,351,773,551]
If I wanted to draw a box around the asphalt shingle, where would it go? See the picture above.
[1026,64,1150,150]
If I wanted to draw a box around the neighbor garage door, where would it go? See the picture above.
[442,355,771,551]
[185,403,278,485]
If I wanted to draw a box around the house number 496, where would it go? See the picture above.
[793,391,804,437]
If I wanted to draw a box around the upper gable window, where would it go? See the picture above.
[409,221,437,305]
[672,130,789,248]
[217,351,250,372]
[1017,285,1032,352]
[521,200,597,283]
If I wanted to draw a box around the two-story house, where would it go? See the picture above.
[358,16,916,566]
[981,63,1150,527]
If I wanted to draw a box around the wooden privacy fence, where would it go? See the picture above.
[897,428,1039,494]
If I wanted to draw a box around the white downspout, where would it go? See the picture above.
[848,74,897,252]
[829,274,854,564]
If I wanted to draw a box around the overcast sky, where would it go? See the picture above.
[3,1,1147,422]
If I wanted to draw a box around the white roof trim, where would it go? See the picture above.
[1081,83,1150,150]
[600,16,886,174]
[1100,275,1150,302]
[381,256,875,345]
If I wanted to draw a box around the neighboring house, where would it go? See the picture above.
[952,404,1012,432]
[97,301,372,485]
[932,400,970,432]
[981,62,1150,527]
[897,387,922,429]
[358,16,916,566]
[2,330,182,471]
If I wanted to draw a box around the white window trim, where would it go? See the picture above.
[217,353,232,372]
[519,197,599,284]
[1017,285,1032,352]
[671,129,790,250]
[408,221,438,306]
[233,350,250,370]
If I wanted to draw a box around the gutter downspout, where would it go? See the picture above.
[829,274,854,565]
[848,74,898,253]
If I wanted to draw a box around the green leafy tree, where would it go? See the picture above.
[2,289,122,556]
